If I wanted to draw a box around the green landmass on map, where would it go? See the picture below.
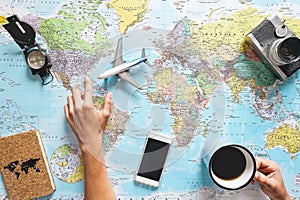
[39,1,108,54]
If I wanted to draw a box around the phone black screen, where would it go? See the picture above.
[137,138,171,181]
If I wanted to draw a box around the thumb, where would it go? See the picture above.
[254,171,276,189]
[96,92,112,129]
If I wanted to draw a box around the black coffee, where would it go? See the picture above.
[211,146,246,180]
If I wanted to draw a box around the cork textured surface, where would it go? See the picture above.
[0,130,55,200]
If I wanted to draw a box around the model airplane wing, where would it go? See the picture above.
[99,37,145,89]
[118,71,143,90]
[113,37,124,66]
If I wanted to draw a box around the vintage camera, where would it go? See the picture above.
[245,15,300,81]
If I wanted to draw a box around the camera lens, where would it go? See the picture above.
[278,37,300,62]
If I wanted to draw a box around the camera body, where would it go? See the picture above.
[245,15,300,81]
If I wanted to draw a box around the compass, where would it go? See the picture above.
[26,50,46,69]
[3,15,53,85]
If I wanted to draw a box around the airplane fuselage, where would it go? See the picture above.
[98,57,147,79]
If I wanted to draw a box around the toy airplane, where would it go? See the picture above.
[98,37,150,90]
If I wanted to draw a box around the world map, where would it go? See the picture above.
[1,0,300,199]
[3,158,41,179]
[50,144,83,184]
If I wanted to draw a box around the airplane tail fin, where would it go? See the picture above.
[141,48,154,67]
[142,48,146,58]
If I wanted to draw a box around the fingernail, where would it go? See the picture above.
[106,92,112,98]
[85,75,91,80]
[254,172,259,179]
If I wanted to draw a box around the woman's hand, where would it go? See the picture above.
[254,157,291,200]
[64,76,112,162]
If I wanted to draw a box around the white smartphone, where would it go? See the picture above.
[135,133,172,187]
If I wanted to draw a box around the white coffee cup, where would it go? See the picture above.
[208,144,256,190]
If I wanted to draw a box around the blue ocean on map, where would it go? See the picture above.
[250,0,299,6]
[2,0,300,199]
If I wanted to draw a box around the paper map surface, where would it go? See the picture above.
[1,0,300,199]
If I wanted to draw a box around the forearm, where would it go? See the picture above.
[82,149,116,200]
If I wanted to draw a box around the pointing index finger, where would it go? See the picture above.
[84,76,93,105]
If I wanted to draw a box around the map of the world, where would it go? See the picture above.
[1,0,300,199]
